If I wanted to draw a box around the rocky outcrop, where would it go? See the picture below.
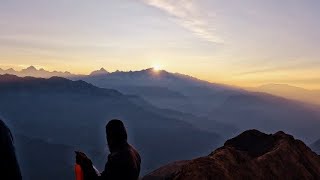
[144,130,320,180]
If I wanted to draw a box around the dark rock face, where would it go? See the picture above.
[224,129,277,157]
[142,161,190,180]
[144,130,320,180]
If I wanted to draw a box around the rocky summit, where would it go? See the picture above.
[144,130,320,180]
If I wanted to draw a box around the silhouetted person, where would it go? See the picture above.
[0,119,22,180]
[76,119,141,180]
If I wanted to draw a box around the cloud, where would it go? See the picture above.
[235,60,320,76]
[236,67,287,76]
[142,0,222,43]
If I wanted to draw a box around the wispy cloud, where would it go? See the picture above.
[235,60,320,76]
[142,0,222,43]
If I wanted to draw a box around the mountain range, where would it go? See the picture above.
[2,67,320,179]
[76,68,242,116]
[143,130,320,180]
[4,66,320,107]
[3,66,320,142]
[75,68,320,143]
[0,66,75,78]
[89,68,109,76]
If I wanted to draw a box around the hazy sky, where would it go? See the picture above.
[1,0,320,88]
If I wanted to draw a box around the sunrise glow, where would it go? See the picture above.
[0,1,320,89]
[152,65,162,71]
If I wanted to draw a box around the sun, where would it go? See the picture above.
[152,64,162,71]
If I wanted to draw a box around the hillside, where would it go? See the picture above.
[144,130,320,180]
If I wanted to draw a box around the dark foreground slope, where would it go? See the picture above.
[144,130,320,180]
[0,75,223,179]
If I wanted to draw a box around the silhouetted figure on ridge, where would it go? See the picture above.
[76,119,141,180]
[0,119,22,180]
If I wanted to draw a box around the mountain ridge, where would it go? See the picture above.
[90,68,109,76]
[143,129,320,180]
[0,66,75,78]
[75,69,320,143]
[0,74,122,97]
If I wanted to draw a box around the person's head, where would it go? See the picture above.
[106,119,128,151]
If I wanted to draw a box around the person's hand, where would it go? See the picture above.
[75,151,92,165]
[75,151,88,159]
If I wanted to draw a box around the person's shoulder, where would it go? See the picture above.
[128,144,140,155]
[128,145,141,163]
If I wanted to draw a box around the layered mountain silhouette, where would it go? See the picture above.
[2,68,320,179]
[77,68,320,143]
[0,66,75,78]
[76,68,240,115]
[144,130,320,180]
[89,68,109,76]
[6,66,320,142]
[0,74,227,179]
[0,74,121,96]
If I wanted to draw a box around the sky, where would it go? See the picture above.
[0,0,320,89]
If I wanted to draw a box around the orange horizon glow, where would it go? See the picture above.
[1,63,320,90]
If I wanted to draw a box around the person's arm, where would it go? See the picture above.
[75,151,100,180]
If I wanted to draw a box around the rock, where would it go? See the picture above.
[144,130,320,180]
